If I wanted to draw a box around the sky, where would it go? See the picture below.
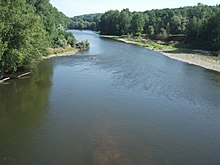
[50,0,220,17]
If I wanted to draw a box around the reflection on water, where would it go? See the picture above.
[0,30,220,165]
[0,61,53,164]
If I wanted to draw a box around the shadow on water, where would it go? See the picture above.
[0,61,53,164]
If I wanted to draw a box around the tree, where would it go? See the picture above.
[99,10,121,35]
[170,15,182,34]
[143,14,150,33]
[68,13,102,31]
[119,9,131,35]
[186,16,203,47]
[147,26,155,38]
[0,0,48,74]
[131,13,145,35]
[201,13,220,51]
[0,0,77,77]
[89,5,220,52]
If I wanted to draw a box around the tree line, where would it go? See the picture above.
[0,0,88,78]
[69,4,220,52]
[68,13,102,31]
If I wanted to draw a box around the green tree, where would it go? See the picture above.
[0,0,48,74]
[131,13,145,35]
[68,13,102,31]
[170,15,182,34]
[147,26,155,38]
[201,13,220,51]
[119,9,131,35]
[186,16,203,46]
[0,0,77,77]
[99,10,121,35]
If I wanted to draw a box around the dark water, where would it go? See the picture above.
[1,30,220,165]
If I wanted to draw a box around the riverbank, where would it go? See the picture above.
[44,49,79,59]
[162,51,220,72]
[101,35,220,73]
[44,47,80,59]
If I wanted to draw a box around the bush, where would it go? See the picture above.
[76,40,90,50]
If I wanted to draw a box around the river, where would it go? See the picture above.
[0,30,220,165]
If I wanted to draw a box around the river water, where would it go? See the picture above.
[0,30,220,165]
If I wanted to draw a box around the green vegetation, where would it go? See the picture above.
[76,40,90,50]
[131,13,145,35]
[68,13,102,31]
[0,0,89,78]
[70,4,220,53]
[187,11,220,52]
[104,35,176,50]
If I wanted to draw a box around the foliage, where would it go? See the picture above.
[97,4,220,51]
[52,31,77,48]
[0,0,78,77]
[69,4,220,52]
[187,12,220,51]
[147,26,155,38]
[0,0,48,74]
[131,13,145,35]
[99,10,121,35]
[68,13,102,31]
[119,9,132,35]
[203,12,220,51]
[76,40,90,50]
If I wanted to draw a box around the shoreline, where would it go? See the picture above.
[101,35,220,73]
[160,52,220,72]
[43,49,80,59]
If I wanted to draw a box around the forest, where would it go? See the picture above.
[69,4,220,52]
[0,0,89,78]
[68,13,102,31]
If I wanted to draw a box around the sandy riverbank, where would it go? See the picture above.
[43,49,79,59]
[101,36,220,73]
[161,52,220,72]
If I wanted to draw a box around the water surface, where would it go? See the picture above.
[0,30,220,165]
